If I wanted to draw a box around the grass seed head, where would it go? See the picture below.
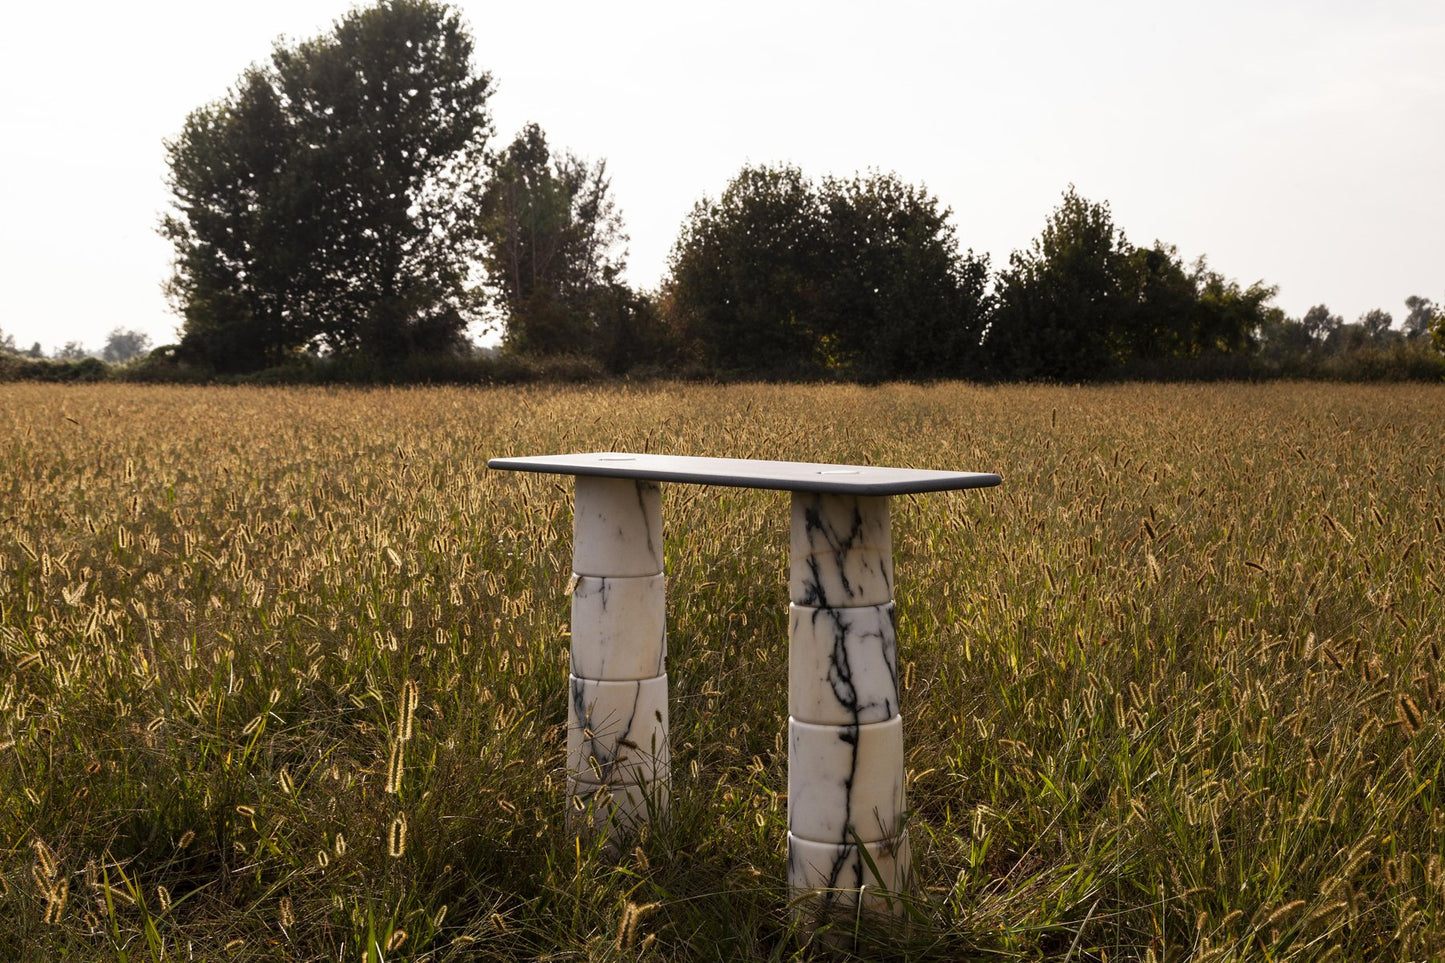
[1398,694,1423,733]
[42,876,69,924]
[386,740,405,794]
[400,680,419,742]
[389,813,408,858]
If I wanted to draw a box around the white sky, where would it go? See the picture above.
[1,0,1442,354]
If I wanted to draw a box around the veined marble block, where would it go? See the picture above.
[789,602,898,726]
[571,574,666,680]
[567,674,669,785]
[789,493,892,608]
[567,776,671,834]
[788,715,905,845]
[787,831,912,909]
[573,476,663,577]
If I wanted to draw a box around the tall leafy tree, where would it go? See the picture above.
[668,164,826,376]
[987,189,1275,378]
[479,123,627,356]
[162,0,493,371]
[667,164,988,379]
[1359,308,1394,342]
[1121,242,1200,360]
[985,187,1136,379]
[1189,262,1272,355]
[1301,304,1343,342]
[1402,296,1435,339]
[1121,248,1267,359]
[818,172,990,380]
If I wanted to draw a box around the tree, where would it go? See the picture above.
[1301,304,1342,342]
[479,123,627,356]
[102,328,153,364]
[1256,314,1313,363]
[816,172,990,380]
[1359,309,1394,342]
[1403,296,1435,339]
[984,188,1275,379]
[668,164,826,376]
[985,187,1137,379]
[0,328,15,354]
[1120,242,1200,360]
[1324,322,1370,354]
[56,341,89,360]
[667,164,989,379]
[590,285,678,375]
[1189,263,1272,355]
[162,0,494,372]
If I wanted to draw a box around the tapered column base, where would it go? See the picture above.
[787,832,912,914]
[566,777,672,838]
[567,674,670,786]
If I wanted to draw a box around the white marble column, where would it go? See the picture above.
[567,476,669,833]
[787,492,911,912]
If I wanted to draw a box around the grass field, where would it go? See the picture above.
[2,381,1442,961]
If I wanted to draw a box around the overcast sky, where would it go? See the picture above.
[1,0,1441,354]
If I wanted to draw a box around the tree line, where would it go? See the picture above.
[11,0,1439,384]
[0,329,152,364]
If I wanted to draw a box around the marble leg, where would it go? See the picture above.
[787,492,911,913]
[568,476,669,834]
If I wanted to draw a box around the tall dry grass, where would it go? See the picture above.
[1,381,1441,960]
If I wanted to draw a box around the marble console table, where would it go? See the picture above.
[487,452,1000,909]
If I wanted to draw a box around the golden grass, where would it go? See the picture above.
[1,380,1442,961]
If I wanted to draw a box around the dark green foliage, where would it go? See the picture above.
[479,124,632,360]
[986,187,1138,379]
[667,165,990,380]
[1121,242,1201,360]
[1189,264,1275,355]
[818,173,991,380]
[1256,314,1316,366]
[1325,322,1372,354]
[986,188,1274,379]
[1296,302,1415,361]
[161,0,493,372]
[668,165,827,377]
[588,283,678,375]
[0,355,110,382]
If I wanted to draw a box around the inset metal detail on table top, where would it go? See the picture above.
[488,452,1001,496]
